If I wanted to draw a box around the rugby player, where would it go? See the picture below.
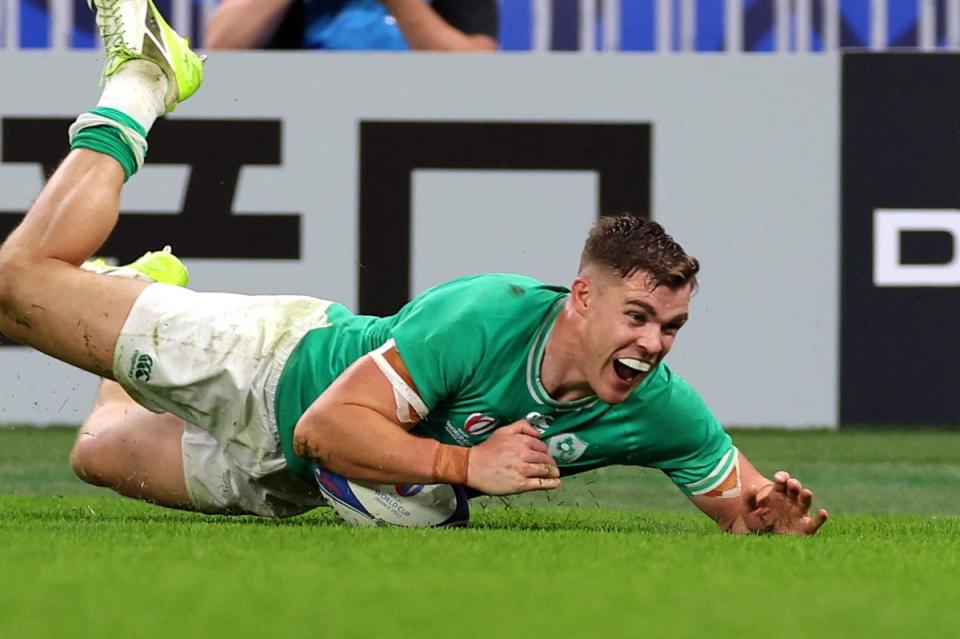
[0,0,827,535]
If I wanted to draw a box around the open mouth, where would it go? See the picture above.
[613,357,651,383]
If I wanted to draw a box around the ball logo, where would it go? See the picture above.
[395,484,424,497]
[314,469,347,499]
[464,413,498,435]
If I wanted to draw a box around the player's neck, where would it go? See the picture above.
[540,303,595,402]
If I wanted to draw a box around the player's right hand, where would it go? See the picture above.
[466,420,561,495]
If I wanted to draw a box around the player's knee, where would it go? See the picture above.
[69,432,117,487]
[0,248,30,309]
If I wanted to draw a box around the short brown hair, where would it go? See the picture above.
[579,214,699,290]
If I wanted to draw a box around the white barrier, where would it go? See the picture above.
[0,52,839,426]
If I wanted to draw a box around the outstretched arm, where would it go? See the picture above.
[293,344,560,495]
[204,0,296,49]
[689,451,828,535]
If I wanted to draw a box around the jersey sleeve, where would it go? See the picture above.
[626,368,736,496]
[388,284,491,410]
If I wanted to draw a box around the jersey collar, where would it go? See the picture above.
[525,295,599,411]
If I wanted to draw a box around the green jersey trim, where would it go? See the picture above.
[683,447,738,496]
[524,295,599,411]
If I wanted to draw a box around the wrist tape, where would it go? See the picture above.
[432,444,470,485]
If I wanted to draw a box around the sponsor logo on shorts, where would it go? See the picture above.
[464,413,498,435]
[127,350,154,383]
[546,433,588,464]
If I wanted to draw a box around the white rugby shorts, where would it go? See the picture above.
[113,284,333,517]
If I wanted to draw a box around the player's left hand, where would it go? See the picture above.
[749,471,828,535]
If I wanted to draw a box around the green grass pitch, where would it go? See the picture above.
[1,426,958,638]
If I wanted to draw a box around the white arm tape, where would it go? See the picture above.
[370,339,429,423]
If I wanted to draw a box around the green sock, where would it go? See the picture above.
[87,106,147,137]
[69,107,148,181]
[71,127,137,180]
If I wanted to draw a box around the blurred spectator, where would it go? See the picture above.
[205,0,498,51]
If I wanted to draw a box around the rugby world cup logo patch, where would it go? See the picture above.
[464,413,498,435]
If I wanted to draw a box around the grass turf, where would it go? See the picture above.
[1,427,959,638]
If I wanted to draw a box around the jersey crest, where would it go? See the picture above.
[546,433,589,463]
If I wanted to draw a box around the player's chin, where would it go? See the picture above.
[598,371,642,403]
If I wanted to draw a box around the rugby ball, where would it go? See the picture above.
[313,466,470,528]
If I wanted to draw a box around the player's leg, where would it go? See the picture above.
[70,249,193,508]
[110,287,335,517]
[0,153,143,376]
[0,0,202,377]
[72,379,193,508]
[72,249,327,516]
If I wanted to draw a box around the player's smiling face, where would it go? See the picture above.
[575,266,691,404]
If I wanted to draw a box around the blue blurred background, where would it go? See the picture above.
[8,0,952,52]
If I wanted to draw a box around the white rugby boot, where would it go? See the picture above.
[89,0,203,112]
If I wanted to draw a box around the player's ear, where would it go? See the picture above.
[570,275,591,315]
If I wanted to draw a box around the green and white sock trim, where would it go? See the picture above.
[68,106,148,180]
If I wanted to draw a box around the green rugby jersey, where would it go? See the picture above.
[274,274,735,495]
